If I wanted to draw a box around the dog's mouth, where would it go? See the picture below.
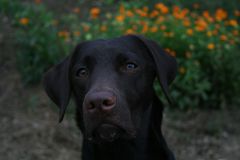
[92,123,123,142]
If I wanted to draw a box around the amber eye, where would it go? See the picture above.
[76,68,88,78]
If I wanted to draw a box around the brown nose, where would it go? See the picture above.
[84,91,116,113]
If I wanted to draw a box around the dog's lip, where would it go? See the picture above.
[87,123,137,143]
[93,123,122,142]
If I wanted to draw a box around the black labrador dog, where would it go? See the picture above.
[43,35,177,160]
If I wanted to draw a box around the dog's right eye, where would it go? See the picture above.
[76,68,89,78]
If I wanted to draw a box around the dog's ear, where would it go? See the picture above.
[130,35,177,104]
[43,43,87,122]
[43,57,71,122]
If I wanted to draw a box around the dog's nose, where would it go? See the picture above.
[84,91,116,112]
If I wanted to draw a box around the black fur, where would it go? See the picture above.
[43,35,177,160]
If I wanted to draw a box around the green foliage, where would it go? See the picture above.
[1,0,70,84]
[1,0,240,108]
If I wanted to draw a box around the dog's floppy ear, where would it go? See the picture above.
[43,57,71,122]
[43,43,86,122]
[130,35,177,104]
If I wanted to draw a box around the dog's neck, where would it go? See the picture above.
[82,96,174,160]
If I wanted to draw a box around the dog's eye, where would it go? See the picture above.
[122,62,139,73]
[126,63,138,70]
[76,68,89,78]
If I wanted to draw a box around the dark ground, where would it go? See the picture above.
[1,1,240,160]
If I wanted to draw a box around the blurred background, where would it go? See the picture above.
[0,0,239,160]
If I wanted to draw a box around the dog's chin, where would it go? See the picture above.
[90,123,135,143]
[92,123,122,143]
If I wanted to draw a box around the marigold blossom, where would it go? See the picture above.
[73,31,81,36]
[125,29,135,34]
[34,0,41,4]
[150,26,158,33]
[207,43,215,50]
[215,8,227,21]
[126,10,134,17]
[19,17,29,25]
[100,25,107,32]
[187,29,193,36]
[220,35,227,41]
[155,3,168,14]
[116,15,125,22]
[229,20,238,27]
[73,7,80,14]
[90,7,101,19]
[179,67,186,74]
[195,18,208,31]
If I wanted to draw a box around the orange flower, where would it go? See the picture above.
[141,23,149,33]
[185,52,192,58]
[149,10,159,18]
[220,35,227,41]
[228,20,238,27]
[116,15,125,22]
[119,4,125,14]
[100,25,107,32]
[173,8,189,19]
[160,25,166,31]
[165,48,171,53]
[203,11,214,22]
[165,48,176,57]
[190,12,197,18]
[34,0,41,4]
[125,29,135,34]
[207,31,212,37]
[150,26,158,33]
[58,31,70,38]
[207,43,215,50]
[155,3,168,14]
[179,67,186,74]
[183,19,191,27]
[132,25,138,31]
[52,20,58,26]
[195,18,208,31]
[234,10,240,17]
[203,11,210,18]
[90,7,100,19]
[82,24,90,32]
[232,30,239,36]
[135,8,147,17]
[72,7,80,14]
[212,29,218,35]
[193,3,200,9]
[173,6,180,13]
[126,10,134,17]
[19,17,29,25]
[156,16,165,24]
[186,29,193,36]
[143,6,149,12]
[73,31,81,36]
[182,9,189,15]
[164,32,174,37]
[229,40,235,45]
[215,8,227,21]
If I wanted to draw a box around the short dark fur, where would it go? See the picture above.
[43,35,177,160]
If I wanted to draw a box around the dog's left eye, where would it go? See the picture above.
[76,68,89,78]
[126,63,138,70]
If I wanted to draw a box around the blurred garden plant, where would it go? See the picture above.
[1,0,239,109]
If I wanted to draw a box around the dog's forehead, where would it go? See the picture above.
[75,37,147,59]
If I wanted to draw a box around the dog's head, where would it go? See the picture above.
[43,35,177,143]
